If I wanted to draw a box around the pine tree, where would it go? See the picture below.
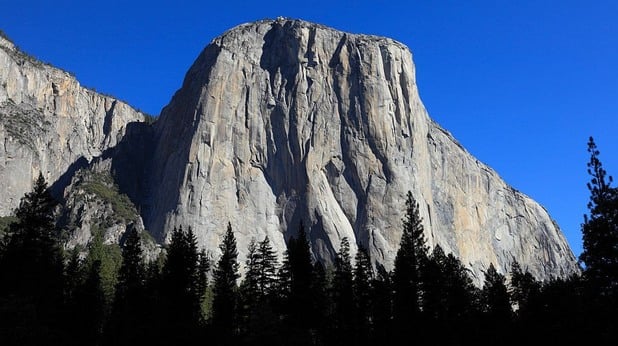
[116,227,146,303]
[442,252,478,323]
[287,224,314,327]
[277,223,316,344]
[423,245,448,323]
[159,226,204,343]
[423,245,479,344]
[256,236,278,296]
[310,261,331,343]
[353,245,373,341]
[332,237,355,341]
[212,223,240,341]
[107,227,148,345]
[393,191,429,330]
[0,173,64,343]
[481,263,512,344]
[482,264,511,318]
[0,173,63,298]
[509,261,540,317]
[239,236,279,343]
[509,261,541,344]
[370,265,393,344]
[580,136,618,296]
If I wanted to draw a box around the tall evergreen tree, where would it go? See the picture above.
[0,173,64,344]
[481,263,512,344]
[508,261,542,344]
[424,245,478,344]
[580,136,618,296]
[481,264,511,319]
[287,224,314,327]
[0,173,63,298]
[509,261,540,317]
[309,260,331,343]
[393,191,429,331]
[370,265,393,345]
[331,237,355,342]
[276,223,315,344]
[212,223,240,342]
[239,236,279,344]
[107,227,148,345]
[158,226,204,344]
[353,245,373,338]
[243,236,278,300]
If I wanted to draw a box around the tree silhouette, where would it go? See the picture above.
[576,136,618,343]
[509,261,542,344]
[481,263,512,344]
[106,227,148,345]
[580,136,618,296]
[239,236,279,343]
[331,237,354,342]
[393,191,429,338]
[370,265,393,345]
[0,173,64,344]
[278,223,315,344]
[212,223,240,342]
[353,245,373,339]
[0,173,63,298]
[158,226,205,344]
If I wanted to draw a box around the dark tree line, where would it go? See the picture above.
[1,136,617,345]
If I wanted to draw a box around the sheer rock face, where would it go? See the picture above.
[146,19,578,281]
[0,34,146,213]
[0,21,578,283]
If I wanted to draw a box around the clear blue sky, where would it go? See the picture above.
[3,1,618,258]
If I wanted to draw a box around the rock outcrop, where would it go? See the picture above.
[0,20,579,283]
[144,19,578,282]
[0,32,147,215]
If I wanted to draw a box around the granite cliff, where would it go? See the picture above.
[0,20,579,283]
[143,19,577,282]
[0,32,150,249]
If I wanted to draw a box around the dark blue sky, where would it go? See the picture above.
[3,1,618,258]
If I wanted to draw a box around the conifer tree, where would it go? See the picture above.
[423,245,478,344]
[580,136,618,296]
[481,264,511,318]
[240,236,279,343]
[287,223,314,327]
[370,265,393,344]
[159,226,204,343]
[0,173,63,299]
[116,227,146,303]
[332,237,355,341]
[481,263,512,343]
[107,227,148,345]
[441,252,478,322]
[353,245,373,340]
[423,245,449,323]
[212,223,240,340]
[393,191,429,328]
[0,173,64,342]
[256,236,278,296]
[509,261,540,317]
[276,223,315,344]
[508,261,542,344]
[310,261,331,341]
